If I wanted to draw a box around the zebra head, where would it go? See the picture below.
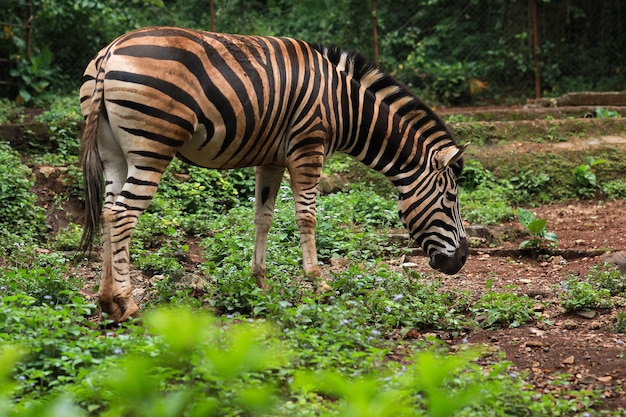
[397,143,469,275]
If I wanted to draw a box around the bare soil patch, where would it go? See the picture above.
[400,199,626,410]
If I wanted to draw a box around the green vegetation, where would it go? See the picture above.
[558,264,624,312]
[572,157,606,198]
[3,1,625,104]
[516,208,558,250]
[0,142,46,253]
[2,90,626,415]
[595,107,622,118]
[471,283,538,329]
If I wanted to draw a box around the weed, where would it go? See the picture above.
[517,207,557,250]
[132,248,187,280]
[442,113,476,123]
[471,290,537,329]
[34,96,82,161]
[595,107,622,118]
[602,179,626,200]
[50,223,83,251]
[458,159,496,191]
[542,125,568,142]
[508,169,551,205]
[586,263,626,295]
[0,98,24,123]
[614,311,626,333]
[458,160,515,224]
[572,156,606,198]
[0,142,46,246]
[559,278,612,312]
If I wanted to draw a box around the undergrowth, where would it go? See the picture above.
[1,96,625,415]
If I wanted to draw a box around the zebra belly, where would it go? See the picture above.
[177,123,241,169]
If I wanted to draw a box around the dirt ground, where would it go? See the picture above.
[32,165,626,411]
[399,199,626,411]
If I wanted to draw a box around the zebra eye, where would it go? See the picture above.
[437,176,444,188]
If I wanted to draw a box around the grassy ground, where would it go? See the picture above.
[1,97,626,416]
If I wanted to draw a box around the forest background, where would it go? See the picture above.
[1,0,625,108]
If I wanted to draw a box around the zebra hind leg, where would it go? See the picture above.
[99,164,164,322]
[251,164,285,289]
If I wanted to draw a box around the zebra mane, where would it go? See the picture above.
[314,44,450,136]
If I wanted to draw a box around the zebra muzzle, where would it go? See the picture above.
[429,237,468,275]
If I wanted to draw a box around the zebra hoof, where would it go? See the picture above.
[99,297,140,323]
[316,280,332,293]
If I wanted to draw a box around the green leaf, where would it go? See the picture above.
[516,207,535,229]
[526,218,547,235]
[543,232,558,242]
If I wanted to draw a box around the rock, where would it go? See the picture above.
[561,320,578,330]
[532,303,545,312]
[562,355,575,365]
[465,225,530,245]
[526,340,544,348]
[474,314,488,323]
[579,374,597,384]
[576,310,597,319]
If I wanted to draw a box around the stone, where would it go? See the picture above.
[576,310,597,319]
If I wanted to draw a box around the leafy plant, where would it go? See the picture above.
[458,160,516,225]
[602,179,626,200]
[0,98,24,124]
[559,279,612,312]
[517,207,557,249]
[0,142,46,248]
[9,47,56,105]
[585,263,626,295]
[34,96,83,161]
[132,247,187,280]
[595,107,622,118]
[50,223,84,251]
[508,169,550,205]
[572,156,606,198]
[471,289,537,329]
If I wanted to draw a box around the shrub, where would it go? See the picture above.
[471,290,537,329]
[602,179,626,200]
[0,142,46,247]
[559,279,612,312]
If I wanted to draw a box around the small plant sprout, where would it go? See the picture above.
[517,208,557,250]
[572,156,606,198]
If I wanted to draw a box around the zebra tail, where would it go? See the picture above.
[79,74,105,255]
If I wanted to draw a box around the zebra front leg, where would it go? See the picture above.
[252,164,285,289]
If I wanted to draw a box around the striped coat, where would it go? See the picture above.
[80,27,468,321]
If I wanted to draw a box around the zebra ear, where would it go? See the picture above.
[434,143,469,170]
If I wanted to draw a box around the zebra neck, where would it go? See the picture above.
[339,102,449,184]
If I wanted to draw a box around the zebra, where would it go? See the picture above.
[79,26,469,322]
